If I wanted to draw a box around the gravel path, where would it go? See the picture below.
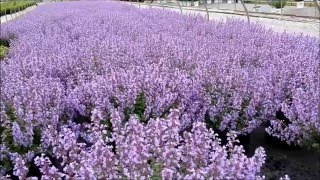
[134,3,320,38]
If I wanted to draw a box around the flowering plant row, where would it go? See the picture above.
[0,1,318,179]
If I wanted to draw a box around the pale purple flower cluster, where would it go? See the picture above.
[0,1,319,178]
[3,108,267,179]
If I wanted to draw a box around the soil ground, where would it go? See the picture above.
[249,126,320,180]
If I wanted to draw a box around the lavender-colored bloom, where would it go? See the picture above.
[0,1,318,178]
[12,155,28,179]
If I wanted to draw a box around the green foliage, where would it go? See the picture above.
[160,99,179,118]
[0,1,36,16]
[123,107,132,124]
[133,92,147,123]
[3,127,41,156]
[1,105,42,156]
[32,127,42,146]
[0,39,10,47]
[311,143,319,151]
[205,111,221,130]
[0,156,13,172]
[100,114,113,141]
[6,105,17,122]
[269,0,287,8]
[2,128,14,149]
[151,162,163,180]
[116,93,147,125]
[112,93,177,126]
[302,129,320,152]
[0,45,9,59]
[236,98,251,131]
[0,105,42,173]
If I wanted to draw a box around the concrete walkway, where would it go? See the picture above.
[132,3,320,38]
[204,3,320,18]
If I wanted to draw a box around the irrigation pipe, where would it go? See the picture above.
[174,0,183,14]
[201,0,210,21]
[239,0,250,23]
[137,0,141,9]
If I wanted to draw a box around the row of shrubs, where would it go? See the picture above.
[0,1,36,16]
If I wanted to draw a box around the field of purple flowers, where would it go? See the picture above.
[0,1,319,179]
